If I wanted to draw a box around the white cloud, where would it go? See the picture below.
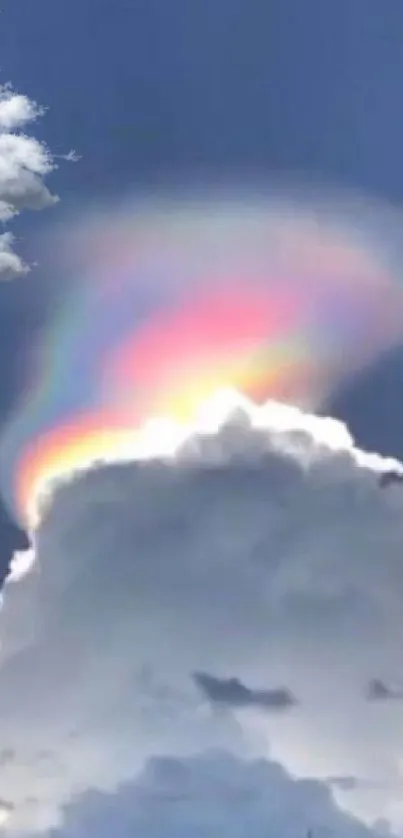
[0,233,29,280]
[0,87,44,132]
[1,397,403,834]
[0,84,60,279]
[57,150,82,163]
[5,547,36,585]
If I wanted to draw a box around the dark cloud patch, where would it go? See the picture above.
[193,672,297,712]
[366,679,403,703]
[378,472,403,490]
[0,501,29,583]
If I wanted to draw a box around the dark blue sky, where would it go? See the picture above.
[2,0,403,568]
[4,0,403,200]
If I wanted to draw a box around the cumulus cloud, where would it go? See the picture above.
[47,751,378,838]
[193,672,298,712]
[1,397,403,834]
[0,84,60,279]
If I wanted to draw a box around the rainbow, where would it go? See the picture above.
[2,190,403,528]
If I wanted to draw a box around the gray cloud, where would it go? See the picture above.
[46,751,378,838]
[0,750,15,768]
[193,672,297,712]
[0,401,403,832]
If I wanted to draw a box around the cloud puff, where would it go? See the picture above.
[193,672,298,712]
[47,751,378,838]
[0,84,59,279]
[0,233,29,280]
[1,398,403,833]
[0,89,43,133]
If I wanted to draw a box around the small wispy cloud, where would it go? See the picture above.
[56,149,82,163]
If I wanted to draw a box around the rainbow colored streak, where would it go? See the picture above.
[2,191,403,529]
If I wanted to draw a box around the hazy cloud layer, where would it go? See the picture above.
[0,399,403,833]
[0,84,59,278]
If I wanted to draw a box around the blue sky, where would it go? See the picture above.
[4,0,403,200]
[2,2,403,836]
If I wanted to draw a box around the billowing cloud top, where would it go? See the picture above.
[0,83,59,279]
[0,396,403,834]
[2,187,403,528]
[2,188,403,836]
